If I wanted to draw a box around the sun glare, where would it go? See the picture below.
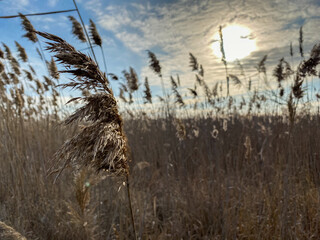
[212,25,256,62]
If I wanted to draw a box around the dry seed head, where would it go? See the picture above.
[143,77,152,104]
[188,87,198,98]
[9,73,19,85]
[299,26,304,58]
[123,67,139,92]
[189,53,199,71]
[119,88,127,103]
[23,70,33,81]
[15,41,28,62]
[2,43,12,60]
[89,19,102,47]
[68,16,87,42]
[35,31,129,179]
[19,13,38,43]
[1,72,9,84]
[49,57,60,80]
[10,57,21,76]
[147,50,162,77]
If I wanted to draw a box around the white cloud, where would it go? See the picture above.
[85,0,320,97]
[48,0,59,7]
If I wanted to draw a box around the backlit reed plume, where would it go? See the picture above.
[15,41,28,62]
[119,88,127,103]
[189,53,199,71]
[123,67,139,92]
[147,50,162,77]
[171,76,184,107]
[48,57,60,80]
[143,77,152,104]
[273,58,293,86]
[89,19,102,47]
[35,31,129,179]
[0,221,27,240]
[89,19,108,73]
[188,87,198,98]
[34,30,137,238]
[293,43,320,99]
[2,43,12,60]
[23,70,33,81]
[229,74,242,87]
[68,16,87,42]
[299,26,304,58]
[19,13,38,43]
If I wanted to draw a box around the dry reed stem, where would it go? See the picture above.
[35,31,129,179]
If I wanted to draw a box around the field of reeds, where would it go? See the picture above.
[1,10,320,240]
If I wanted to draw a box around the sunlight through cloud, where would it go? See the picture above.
[212,25,257,62]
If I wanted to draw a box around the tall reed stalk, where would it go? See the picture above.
[36,31,137,240]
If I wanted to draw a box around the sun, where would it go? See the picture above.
[212,25,256,62]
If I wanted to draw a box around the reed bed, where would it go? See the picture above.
[0,13,320,240]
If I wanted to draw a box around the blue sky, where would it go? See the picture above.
[0,0,320,102]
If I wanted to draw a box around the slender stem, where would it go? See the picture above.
[72,0,98,65]
[100,46,108,75]
[160,76,171,118]
[126,174,137,240]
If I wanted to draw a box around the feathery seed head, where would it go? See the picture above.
[36,31,129,180]
[19,13,38,43]
[68,16,87,42]
[89,19,102,46]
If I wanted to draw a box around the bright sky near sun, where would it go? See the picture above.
[0,0,320,98]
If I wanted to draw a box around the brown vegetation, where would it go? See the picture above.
[0,13,320,240]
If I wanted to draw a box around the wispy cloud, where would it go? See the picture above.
[84,0,320,96]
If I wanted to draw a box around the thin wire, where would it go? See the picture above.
[0,9,77,19]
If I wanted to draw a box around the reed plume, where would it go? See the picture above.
[15,41,28,62]
[89,19,102,47]
[123,67,139,92]
[229,74,242,87]
[143,77,152,104]
[189,53,199,71]
[119,88,127,103]
[23,70,33,81]
[68,16,87,42]
[34,31,128,176]
[171,76,184,107]
[188,87,198,98]
[37,30,137,238]
[89,19,108,73]
[48,57,60,80]
[299,26,304,58]
[19,13,38,43]
[147,50,162,77]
